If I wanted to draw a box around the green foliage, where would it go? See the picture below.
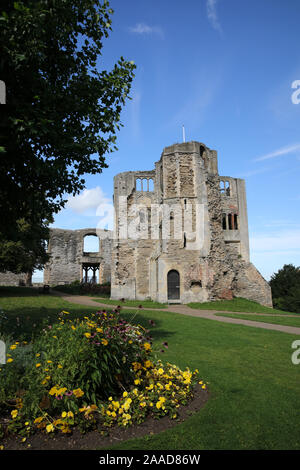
[0,0,135,273]
[52,282,111,297]
[0,309,151,419]
[269,264,300,313]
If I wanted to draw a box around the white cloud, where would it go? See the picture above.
[206,0,223,35]
[254,143,300,162]
[66,186,111,215]
[129,23,164,38]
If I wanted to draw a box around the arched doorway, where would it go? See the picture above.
[167,270,180,300]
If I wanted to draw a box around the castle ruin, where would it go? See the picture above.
[0,140,272,307]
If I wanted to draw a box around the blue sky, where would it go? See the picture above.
[34,0,300,281]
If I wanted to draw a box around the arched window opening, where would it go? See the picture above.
[142,178,148,192]
[225,181,231,196]
[148,178,154,191]
[136,178,142,191]
[83,234,99,253]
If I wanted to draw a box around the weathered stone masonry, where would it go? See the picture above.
[0,140,272,307]
[111,141,272,306]
[44,228,112,285]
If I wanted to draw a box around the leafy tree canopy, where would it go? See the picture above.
[0,0,135,275]
[269,264,300,313]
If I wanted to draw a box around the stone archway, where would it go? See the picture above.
[167,270,180,300]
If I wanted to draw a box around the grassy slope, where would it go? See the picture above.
[0,287,97,341]
[215,313,300,328]
[1,287,299,450]
[188,297,294,315]
[111,309,300,450]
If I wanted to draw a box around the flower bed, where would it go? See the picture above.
[0,309,206,441]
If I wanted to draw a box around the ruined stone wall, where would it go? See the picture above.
[205,174,272,306]
[0,271,26,286]
[44,228,112,286]
[106,140,272,307]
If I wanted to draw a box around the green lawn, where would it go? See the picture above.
[0,286,97,342]
[1,287,300,450]
[188,297,294,315]
[94,298,167,309]
[215,312,300,328]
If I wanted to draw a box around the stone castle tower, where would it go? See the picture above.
[0,139,272,308]
[111,141,272,306]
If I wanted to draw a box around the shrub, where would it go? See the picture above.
[0,309,205,437]
[52,282,111,297]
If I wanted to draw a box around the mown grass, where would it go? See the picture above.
[215,313,300,328]
[0,287,300,450]
[94,298,167,309]
[188,297,293,315]
[110,308,300,450]
[0,286,98,342]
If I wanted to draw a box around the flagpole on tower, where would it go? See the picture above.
[182,124,186,143]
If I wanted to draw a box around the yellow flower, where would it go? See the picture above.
[144,360,152,368]
[36,353,40,357]
[10,345,17,350]
[101,338,108,346]
[134,379,141,385]
[34,416,44,424]
[46,423,55,433]
[73,388,84,398]
[123,391,128,398]
[143,342,151,351]
[67,411,74,418]
[122,398,132,411]
[84,332,91,338]
[157,368,164,375]
[57,364,63,369]
[7,358,13,363]
[96,328,103,333]
[36,363,41,368]
[61,411,67,418]
[11,409,18,419]
[47,360,52,364]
